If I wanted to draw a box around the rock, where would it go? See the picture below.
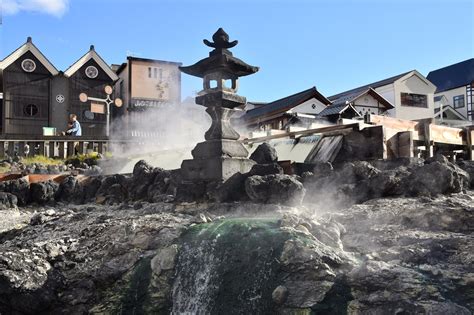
[56,176,83,203]
[248,163,283,176]
[128,160,157,200]
[272,285,288,305]
[96,174,128,204]
[29,181,59,204]
[175,181,207,202]
[249,142,278,164]
[150,245,178,276]
[245,174,305,206]
[82,177,102,202]
[0,192,18,209]
[209,173,248,202]
[0,178,30,206]
[405,161,470,196]
[30,213,47,225]
[337,161,380,184]
[457,160,474,188]
[147,168,171,202]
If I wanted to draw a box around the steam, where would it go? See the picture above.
[108,99,211,169]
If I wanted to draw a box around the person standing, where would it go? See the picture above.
[66,114,82,136]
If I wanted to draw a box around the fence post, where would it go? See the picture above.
[7,142,15,157]
[18,141,25,157]
[67,142,75,157]
[58,142,66,159]
[0,141,5,157]
[98,142,104,154]
[38,141,46,156]
[77,141,85,155]
[49,141,55,158]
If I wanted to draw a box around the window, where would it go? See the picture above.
[159,69,163,80]
[453,95,465,108]
[401,92,427,108]
[467,85,474,121]
[154,68,158,79]
[148,67,152,78]
[23,104,38,117]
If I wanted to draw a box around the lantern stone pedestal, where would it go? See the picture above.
[179,28,259,182]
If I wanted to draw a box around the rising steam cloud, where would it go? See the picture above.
[108,99,211,168]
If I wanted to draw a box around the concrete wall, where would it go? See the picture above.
[374,85,396,117]
[130,60,181,104]
[292,97,328,114]
[394,73,436,120]
[353,93,386,115]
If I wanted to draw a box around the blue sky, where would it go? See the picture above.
[1,0,473,102]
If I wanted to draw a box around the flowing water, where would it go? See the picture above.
[171,218,289,314]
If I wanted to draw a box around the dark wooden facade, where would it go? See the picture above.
[68,59,111,136]
[1,51,52,135]
[0,39,117,138]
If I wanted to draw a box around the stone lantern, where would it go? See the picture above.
[180,28,259,181]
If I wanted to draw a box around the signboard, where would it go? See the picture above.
[131,98,172,109]
[91,102,105,114]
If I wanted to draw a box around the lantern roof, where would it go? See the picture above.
[179,28,259,78]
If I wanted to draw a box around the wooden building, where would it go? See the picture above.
[240,87,332,131]
[0,37,118,137]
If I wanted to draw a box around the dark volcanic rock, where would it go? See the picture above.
[0,192,18,209]
[96,174,128,204]
[249,142,278,164]
[245,174,305,205]
[405,158,470,196]
[209,173,249,202]
[248,163,283,176]
[56,175,83,203]
[0,178,30,206]
[30,180,59,204]
[129,160,157,200]
[457,160,474,188]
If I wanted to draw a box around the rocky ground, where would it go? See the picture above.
[0,143,473,314]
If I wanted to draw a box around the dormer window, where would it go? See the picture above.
[85,66,99,79]
[21,59,36,72]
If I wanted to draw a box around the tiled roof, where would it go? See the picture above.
[427,58,474,93]
[318,103,360,117]
[241,86,331,121]
[330,87,394,110]
[329,71,412,101]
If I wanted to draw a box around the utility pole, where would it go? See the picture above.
[79,86,123,137]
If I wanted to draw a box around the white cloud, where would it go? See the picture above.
[2,0,69,17]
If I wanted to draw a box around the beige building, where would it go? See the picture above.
[114,57,181,110]
[330,70,437,121]
[113,57,182,136]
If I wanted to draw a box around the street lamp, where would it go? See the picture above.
[79,85,123,137]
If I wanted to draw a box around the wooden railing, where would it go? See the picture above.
[0,135,112,158]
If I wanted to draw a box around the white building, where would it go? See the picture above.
[427,58,474,123]
[329,70,437,120]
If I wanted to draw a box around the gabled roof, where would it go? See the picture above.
[330,87,394,110]
[434,105,467,120]
[318,102,361,117]
[241,86,331,121]
[0,37,58,75]
[427,58,474,93]
[434,95,449,104]
[64,45,118,81]
[329,71,411,101]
